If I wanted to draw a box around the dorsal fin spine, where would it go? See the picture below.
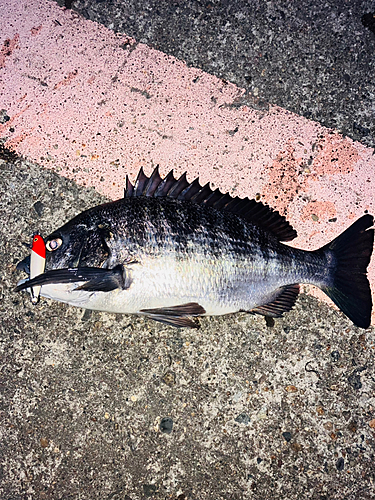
[124,175,133,198]
[122,167,297,241]
[155,170,177,197]
[167,172,189,198]
[143,166,162,197]
[133,167,147,196]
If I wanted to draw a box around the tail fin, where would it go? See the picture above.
[320,214,374,328]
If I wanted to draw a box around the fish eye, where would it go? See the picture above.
[46,238,62,252]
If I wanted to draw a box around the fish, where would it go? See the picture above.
[15,167,374,328]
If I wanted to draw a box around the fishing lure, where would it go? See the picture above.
[29,234,46,304]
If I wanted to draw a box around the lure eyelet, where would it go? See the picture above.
[46,238,62,252]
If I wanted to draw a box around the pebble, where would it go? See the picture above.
[235,413,250,425]
[291,442,302,452]
[316,406,325,416]
[143,484,157,496]
[285,385,298,393]
[347,420,358,433]
[160,417,173,434]
[40,437,49,448]
[347,371,362,390]
[331,351,340,362]
[33,201,44,216]
[336,457,345,471]
[162,371,176,387]
[282,431,292,442]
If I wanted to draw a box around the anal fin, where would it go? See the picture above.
[251,284,300,318]
[140,302,206,328]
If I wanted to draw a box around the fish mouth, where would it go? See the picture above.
[15,266,129,293]
[14,268,105,291]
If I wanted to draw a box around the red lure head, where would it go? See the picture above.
[31,235,46,259]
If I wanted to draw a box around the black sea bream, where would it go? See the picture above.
[16,168,374,328]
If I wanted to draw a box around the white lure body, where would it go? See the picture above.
[30,235,46,304]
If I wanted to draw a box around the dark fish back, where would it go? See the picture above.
[96,195,277,261]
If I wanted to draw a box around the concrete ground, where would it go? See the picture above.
[69,0,375,149]
[1,157,375,500]
[1,0,375,498]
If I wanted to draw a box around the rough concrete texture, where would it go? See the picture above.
[1,0,375,497]
[1,156,375,499]
[67,0,375,149]
[1,157,375,499]
[1,0,375,321]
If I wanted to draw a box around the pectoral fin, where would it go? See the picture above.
[75,265,132,292]
[140,302,206,328]
[15,265,131,293]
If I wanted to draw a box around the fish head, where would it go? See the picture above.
[15,208,130,304]
[44,214,110,270]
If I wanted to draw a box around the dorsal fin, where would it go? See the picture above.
[124,167,297,241]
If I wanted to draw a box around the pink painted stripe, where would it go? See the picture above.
[1,0,374,322]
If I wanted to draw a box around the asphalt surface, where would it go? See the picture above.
[68,0,375,149]
[1,1,375,499]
